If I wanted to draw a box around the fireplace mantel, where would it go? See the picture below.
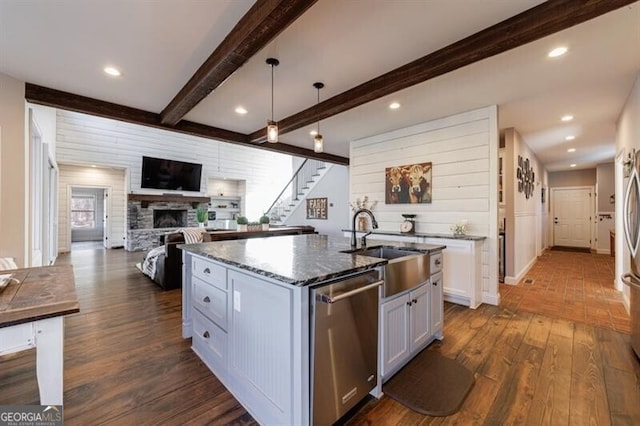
[128,193,210,208]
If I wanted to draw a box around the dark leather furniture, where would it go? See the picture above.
[150,226,316,290]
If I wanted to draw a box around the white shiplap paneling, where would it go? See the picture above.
[350,106,499,305]
[58,164,126,252]
[56,110,295,229]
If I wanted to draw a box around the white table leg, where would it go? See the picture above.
[35,316,64,405]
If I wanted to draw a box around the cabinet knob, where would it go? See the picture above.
[412,298,417,304]
[203,268,211,274]
[435,259,441,266]
[433,281,438,286]
[406,301,412,306]
[203,296,211,303]
[203,331,210,339]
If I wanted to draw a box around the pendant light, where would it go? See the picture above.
[266,58,279,143]
[313,82,324,153]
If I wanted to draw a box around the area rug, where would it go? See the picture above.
[383,349,474,416]
[550,246,592,253]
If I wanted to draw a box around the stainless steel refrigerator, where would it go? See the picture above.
[621,149,640,358]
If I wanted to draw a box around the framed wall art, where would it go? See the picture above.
[385,162,432,204]
[306,197,328,219]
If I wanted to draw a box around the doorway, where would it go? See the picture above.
[69,186,110,251]
[551,187,594,249]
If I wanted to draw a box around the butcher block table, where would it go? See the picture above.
[0,265,79,405]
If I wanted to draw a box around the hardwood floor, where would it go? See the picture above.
[1,248,639,425]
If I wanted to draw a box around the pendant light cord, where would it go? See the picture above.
[271,63,275,122]
[316,87,320,133]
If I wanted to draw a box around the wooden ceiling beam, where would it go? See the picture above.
[249,0,637,143]
[160,0,318,126]
[25,83,349,165]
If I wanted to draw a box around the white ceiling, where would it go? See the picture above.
[1,0,638,172]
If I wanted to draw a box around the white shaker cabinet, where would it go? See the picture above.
[381,282,430,379]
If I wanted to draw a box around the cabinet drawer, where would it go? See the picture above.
[192,256,227,290]
[193,309,227,377]
[430,252,443,275]
[193,276,227,330]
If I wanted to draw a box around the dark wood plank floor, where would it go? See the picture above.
[1,247,639,425]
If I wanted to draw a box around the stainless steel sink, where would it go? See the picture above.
[343,246,430,298]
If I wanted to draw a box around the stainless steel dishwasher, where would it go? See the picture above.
[311,270,382,426]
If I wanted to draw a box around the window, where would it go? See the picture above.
[71,194,96,229]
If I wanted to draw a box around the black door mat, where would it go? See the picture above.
[382,349,474,417]
[551,246,592,253]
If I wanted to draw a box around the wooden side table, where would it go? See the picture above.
[0,265,79,405]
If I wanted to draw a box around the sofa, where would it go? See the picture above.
[144,226,316,290]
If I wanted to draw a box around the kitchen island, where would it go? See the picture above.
[180,234,445,425]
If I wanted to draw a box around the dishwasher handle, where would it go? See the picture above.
[318,280,383,304]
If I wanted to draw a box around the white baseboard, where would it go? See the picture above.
[443,293,471,308]
[504,256,537,285]
[596,248,611,255]
[482,292,500,306]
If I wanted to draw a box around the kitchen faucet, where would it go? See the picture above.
[351,208,379,248]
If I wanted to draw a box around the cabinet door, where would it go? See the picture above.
[381,295,410,378]
[228,270,293,425]
[409,283,430,352]
[431,272,444,339]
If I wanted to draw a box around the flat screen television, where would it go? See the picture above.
[141,156,202,192]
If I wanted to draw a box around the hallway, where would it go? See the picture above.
[500,250,630,333]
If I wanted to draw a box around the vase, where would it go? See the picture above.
[358,215,367,231]
[198,222,205,228]
[237,224,247,232]
[262,223,269,231]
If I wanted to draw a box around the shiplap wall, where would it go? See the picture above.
[350,106,499,300]
[56,110,295,228]
[58,164,126,252]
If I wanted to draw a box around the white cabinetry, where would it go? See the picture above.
[381,282,430,379]
[430,272,443,338]
[423,237,483,308]
[182,253,306,426]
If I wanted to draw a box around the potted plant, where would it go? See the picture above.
[236,216,248,232]
[196,204,208,228]
[259,213,270,231]
[248,221,261,232]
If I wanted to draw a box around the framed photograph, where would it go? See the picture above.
[306,197,328,219]
[385,162,432,204]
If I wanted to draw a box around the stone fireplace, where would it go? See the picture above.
[126,193,210,251]
[153,209,187,228]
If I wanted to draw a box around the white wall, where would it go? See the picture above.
[350,106,499,302]
[284,165,350,236]
[596,162,615,254]
[616,73,640,308]
[58,165,127,252]
[56,110,294,222]
[503,128,545,284]
[0,73,27,267]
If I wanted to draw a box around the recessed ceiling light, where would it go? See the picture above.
[235,106,248,115]
[565,135,575,141]
[310,130,318,136]
[567,148,576,153]
[104,66,121,77]
[570,164,577,168]
[561,115,574,122]
[548,46,568,58]
[389,102,401,110]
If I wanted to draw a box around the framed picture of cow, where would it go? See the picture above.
[385,162,432,204]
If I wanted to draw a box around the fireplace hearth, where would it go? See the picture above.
[153,209,187,228]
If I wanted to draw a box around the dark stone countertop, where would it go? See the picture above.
[343,229,487,241]
[180,234,445,286]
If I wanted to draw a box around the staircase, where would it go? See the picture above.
[266,159,331,224]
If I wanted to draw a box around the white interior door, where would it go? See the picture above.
[553,188,592,248]
[103,190,110,248]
